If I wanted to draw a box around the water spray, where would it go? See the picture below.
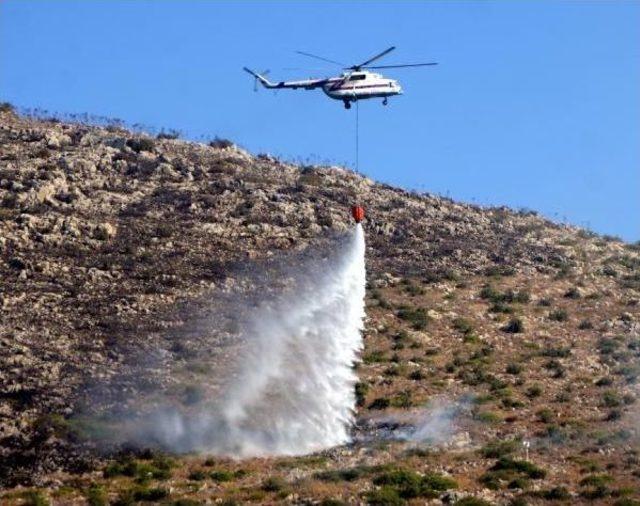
[137,214,367,457]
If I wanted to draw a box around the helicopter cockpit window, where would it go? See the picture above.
[349,74,366,81]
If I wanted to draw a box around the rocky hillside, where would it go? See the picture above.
[1,107,639,505]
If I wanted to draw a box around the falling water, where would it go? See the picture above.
[143,225,367,456]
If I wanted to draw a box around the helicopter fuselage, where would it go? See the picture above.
[321,71,402,102]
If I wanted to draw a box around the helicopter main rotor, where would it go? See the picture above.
[296,46,438,72]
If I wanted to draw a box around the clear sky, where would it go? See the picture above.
[1,1,638,241]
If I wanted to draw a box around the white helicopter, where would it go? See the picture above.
[243,46,437,109]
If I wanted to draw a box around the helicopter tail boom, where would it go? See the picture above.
[243,67,277,88]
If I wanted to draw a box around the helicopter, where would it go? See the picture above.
[243,46,437,109]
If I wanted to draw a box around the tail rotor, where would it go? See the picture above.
[253,69,270,92]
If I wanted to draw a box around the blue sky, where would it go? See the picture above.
[2,1,638,240]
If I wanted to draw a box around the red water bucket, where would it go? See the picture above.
[351,206,365,223]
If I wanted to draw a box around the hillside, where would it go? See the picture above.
[1,107,640,505]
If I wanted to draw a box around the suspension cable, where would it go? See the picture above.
[355,99,359,173]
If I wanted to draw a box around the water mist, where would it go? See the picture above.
[144,224,367,456]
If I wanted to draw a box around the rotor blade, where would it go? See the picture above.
[364,62,438,69]
[352,46,396,69]
[296,50,345,67]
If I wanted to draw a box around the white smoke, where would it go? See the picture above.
[354,397,471,448]
[141,224,366,456]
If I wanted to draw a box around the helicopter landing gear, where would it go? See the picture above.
[344,100,351,110]
[382,97,388,106]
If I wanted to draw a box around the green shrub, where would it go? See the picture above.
[373,469,456,499]
[188,469,207,481]
[20,491,50,506]
[453,498,494,506]
[598,338,621,355]
[320,500,348,506]
[397,306,430,330]
[409,369,425,381]
[603,391,622,407]
[540,487,570,500]
[480,439,519,459]
[541,346,571,358]
[209,137,234,149]
[506,363,522,375]
[355,381,369,407]
[453,317,474,336]
[126,137,155,153]
[363,351,387,364]
[526,384,542,398]
[262,476,286,492]
[578,319,593,329]
[564,287,582,299]
[476,411,502,424]
[390,391,414,408]
[537,408,554,423]
[365,486,404,506]
[86,484,107,506]
[133,487,169,501]
[503,318,525,333]
[209,470,235,482]
[369,397,391,410]
[549,309,568,322]
[316,467,367,482]
[492,458,546,479]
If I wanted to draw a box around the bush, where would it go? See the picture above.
[541,346,571,358]
[476,411,502,424]
[596,376,614,387]
[188,469,207,481]
[506,363,522,375]
[316,467,367,482]
[0,102,15,113]
[480,439,519,459]
[262,476,286,492]
[320,500,347,506]
[363,351,387,364]
[540,487,571,500]
[526,384,542,398]
[126,137,155,153]
[453,498,494,506]
[503,318,525,333]
[86,484,107,506]
[369,397,391,410]
[133,487,169,501]
[355,381,369,407]
[492,458,546,479]
[390,391,413,408]
[20,491,50,506]
[537,408,554,423]
[453,317,474,336]
[373,469,456,499]
[103,457,173,481]
[549,309,568,322]
[409,369,425,381]
[579,319,594,330]
[209,137,234,149]
[156,129,181,139]
[365,487,404,506]
[397,306,430,330]
[564,287,582,299]
[209,470,235,482]
[603,391,622,408]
